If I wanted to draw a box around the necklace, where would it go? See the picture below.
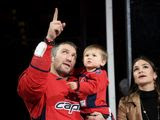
[141,100,160,120]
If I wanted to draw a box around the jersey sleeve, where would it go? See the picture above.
[17,42,53,102]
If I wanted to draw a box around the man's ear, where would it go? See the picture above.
[51,56,55,62]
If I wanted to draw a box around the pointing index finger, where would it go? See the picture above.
[53,8,58,21]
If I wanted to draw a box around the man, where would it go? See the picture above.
[17,8,106,120]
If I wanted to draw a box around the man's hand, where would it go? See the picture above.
[86,112,106,120]
[46,8,66,42]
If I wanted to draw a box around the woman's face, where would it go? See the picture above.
[133,59,157,90]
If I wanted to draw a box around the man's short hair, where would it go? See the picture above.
[52,41,77,57]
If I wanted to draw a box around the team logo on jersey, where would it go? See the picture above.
[55,101,80,114]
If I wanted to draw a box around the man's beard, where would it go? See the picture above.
[56,66,70,77]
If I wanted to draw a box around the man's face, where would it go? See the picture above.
[51,44,77,76]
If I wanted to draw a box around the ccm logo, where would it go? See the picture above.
[55,102,80,114]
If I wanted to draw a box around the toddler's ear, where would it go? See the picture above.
[101,60,106,67]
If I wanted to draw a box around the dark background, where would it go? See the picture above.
[1,0,160,119]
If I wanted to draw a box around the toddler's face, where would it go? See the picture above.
[83,49,105,72]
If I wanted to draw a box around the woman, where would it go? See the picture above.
[118,56,160,120]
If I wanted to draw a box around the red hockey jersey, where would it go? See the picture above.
[71,68,110,115]
[17,44,83,120]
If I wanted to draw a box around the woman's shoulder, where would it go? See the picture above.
[120,92,139,103]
